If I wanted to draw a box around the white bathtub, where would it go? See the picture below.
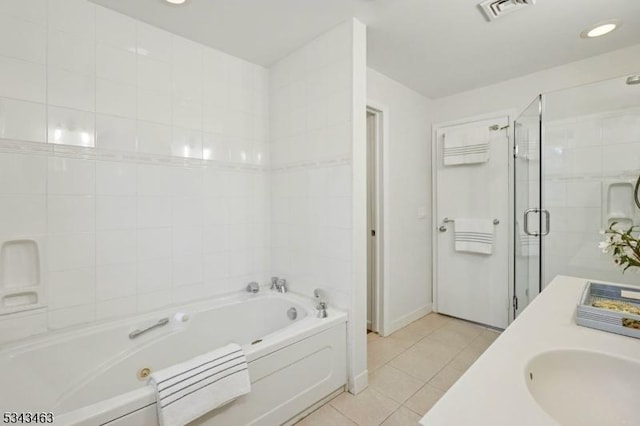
[0,291,348,425]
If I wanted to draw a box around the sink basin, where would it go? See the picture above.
[525,349,640,426]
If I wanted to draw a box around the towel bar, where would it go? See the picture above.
[489,124,510,131]
[442,217,499,225]
[129,317,169,339]
[440,218,499,232]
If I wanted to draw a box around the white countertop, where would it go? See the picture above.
[420,275,640,426]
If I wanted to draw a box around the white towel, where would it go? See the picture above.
[149,343,251,426]
[443,127,490,166]
[454,218,494,255]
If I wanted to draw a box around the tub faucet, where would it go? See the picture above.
[246,282,259,293]
[270,276,279,291]
[275,278,288,293]
[314,288,328,318]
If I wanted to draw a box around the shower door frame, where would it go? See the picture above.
[512,95,545,321]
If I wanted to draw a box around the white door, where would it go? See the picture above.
[434,116,510,329]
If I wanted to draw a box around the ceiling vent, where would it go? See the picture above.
[479,0,536,21]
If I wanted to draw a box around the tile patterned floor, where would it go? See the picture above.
[295,313,500,426]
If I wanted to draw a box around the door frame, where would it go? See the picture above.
[431,109,516,325]
[366,102,387,335]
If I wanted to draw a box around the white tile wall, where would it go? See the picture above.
[0,150,269,342]
[543,109,640,287]
[0,56,46,103]
[0,0,356,346]
[0,14,46,64]
[0,98,46,142]
[47,29,95,76]
[95,115,137,152]
[95,6,136,51]
[48,68,95,112]
[47,106,95,147]
[0,0,268,165]
[0,1,47,25]
[268,21,355,307]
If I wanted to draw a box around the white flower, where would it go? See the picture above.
[598,241,611,253]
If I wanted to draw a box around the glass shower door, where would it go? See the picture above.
[513,95,544,319]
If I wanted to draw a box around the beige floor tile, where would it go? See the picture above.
[404,384,446,416]
[481,328,501,341]
[300,313,498,425]
[425,325,477,351]
[428,364,464,392]
[469,328,501,352]
[389,344,454,382]
[295,404,357,425]
[445,319,484,338]
[389,314,449,347]
[367,338,406,371]
[367,332,382,343]
[448,346,482,372]
[369,364,425,403]
[330,388,400,426]
[381,406,422,426]
[412,336,461,361]
[388,326,427,348]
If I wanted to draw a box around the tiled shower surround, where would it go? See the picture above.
[543,108,640,286]
[269,21,355,310]
[0,146,270,340]
[0,1,356,342]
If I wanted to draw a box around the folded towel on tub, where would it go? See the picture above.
[149,343,250,426]
[454,218,494,255]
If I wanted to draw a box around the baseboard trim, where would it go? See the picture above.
[349,369,369,394]
[385,305,432,336]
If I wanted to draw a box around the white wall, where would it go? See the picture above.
[269,20,368,393]
[433,44,640,124]
[0,1,270,342]
[366,69,433,334]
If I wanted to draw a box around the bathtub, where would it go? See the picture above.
[0,291,348,425]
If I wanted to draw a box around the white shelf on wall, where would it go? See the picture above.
[602,179,640,230]
[0,239,45,315]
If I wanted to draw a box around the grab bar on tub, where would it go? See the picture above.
[129,317,169,339]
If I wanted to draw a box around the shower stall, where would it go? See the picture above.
[514,73,640,317]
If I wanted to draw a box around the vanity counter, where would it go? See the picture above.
[420,275,640,426]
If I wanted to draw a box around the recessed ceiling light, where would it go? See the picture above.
[580,20,622,38]
[165,0,187,4]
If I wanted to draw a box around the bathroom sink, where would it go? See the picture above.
[525,349,640,426]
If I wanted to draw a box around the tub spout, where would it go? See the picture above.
[275,278,288,293]
[269,277,288,292]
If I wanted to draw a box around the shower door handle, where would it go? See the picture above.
[523,208,539,237]
[523,208,550,237]
[540,209,550,236]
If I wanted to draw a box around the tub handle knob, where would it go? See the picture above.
[316,302,328,318]
[314,289,328,318]
[246,282,260,293]
[270,276,279,290]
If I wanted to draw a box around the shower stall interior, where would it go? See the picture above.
[514,73,640,317]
